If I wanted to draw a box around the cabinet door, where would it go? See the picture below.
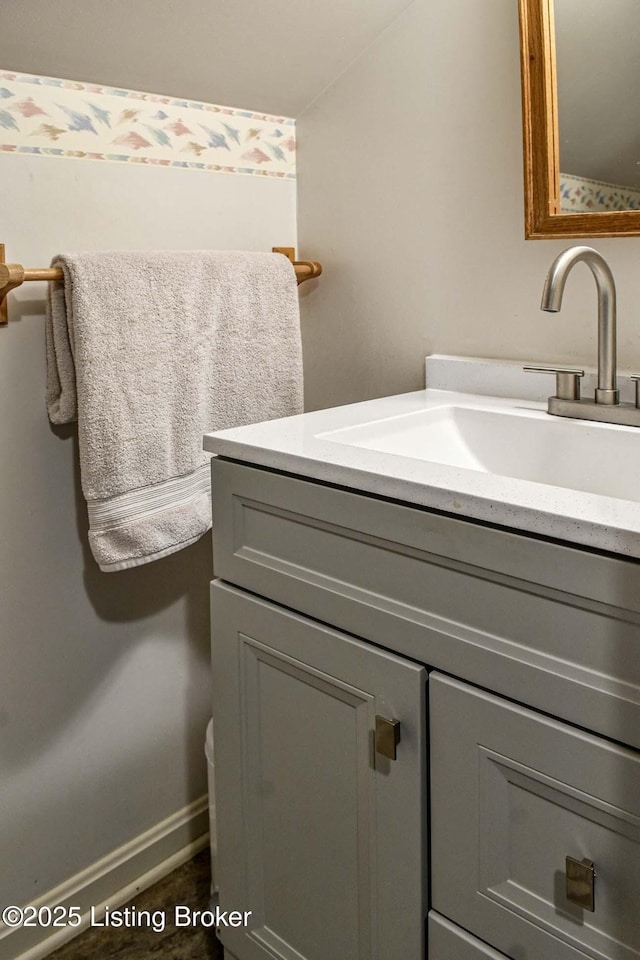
[211,580,426,960]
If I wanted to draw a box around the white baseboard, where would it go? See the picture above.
[0,796,210,960]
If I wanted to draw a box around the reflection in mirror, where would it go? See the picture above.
[555,0,640,213]
[519,0,640,237]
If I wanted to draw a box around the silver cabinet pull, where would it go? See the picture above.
[566,856,596,911]
[524,365,585,401]
[375,716,401,761]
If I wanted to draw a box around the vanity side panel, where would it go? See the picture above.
[211,459,640,749]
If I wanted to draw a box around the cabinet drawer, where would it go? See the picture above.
[428,913,511,960]
[430,673,640,960]
[211,459,640,750]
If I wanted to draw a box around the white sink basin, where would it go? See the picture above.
[319,402,640,502]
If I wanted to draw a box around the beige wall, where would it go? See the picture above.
[297,0,640,411]
[0,154,296,909]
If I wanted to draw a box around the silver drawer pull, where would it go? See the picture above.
[375,716,401,761]
[566,856,596,911]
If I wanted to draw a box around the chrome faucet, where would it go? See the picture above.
[525,246,640,426]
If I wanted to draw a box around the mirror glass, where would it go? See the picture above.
[555,0,640,214]
[519,0,640,237]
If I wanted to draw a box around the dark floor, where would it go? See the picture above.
[49,850,224,959]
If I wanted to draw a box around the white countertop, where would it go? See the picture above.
[204,387,640,560]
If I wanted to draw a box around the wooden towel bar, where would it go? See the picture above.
[0,244,322,324]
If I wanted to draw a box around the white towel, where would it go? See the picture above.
[46,250,303,571]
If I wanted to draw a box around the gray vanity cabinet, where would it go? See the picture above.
[209,457,640,960]
[210,581,427,960]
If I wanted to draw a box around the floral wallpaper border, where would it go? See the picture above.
[0,69,295,178]
[560,172,640,213]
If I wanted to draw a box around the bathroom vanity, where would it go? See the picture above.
[204,364,640,960]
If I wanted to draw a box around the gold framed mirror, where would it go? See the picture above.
[519,0,640,238]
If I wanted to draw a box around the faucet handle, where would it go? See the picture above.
[523,364,584,401]
[629,375,640,408]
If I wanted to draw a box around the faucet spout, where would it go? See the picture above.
[541,246,618,405]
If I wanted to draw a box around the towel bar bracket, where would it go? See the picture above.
[0,246,26,325]
[273,246,296,261]
[0,245,62,325]
[272,246,322,285]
